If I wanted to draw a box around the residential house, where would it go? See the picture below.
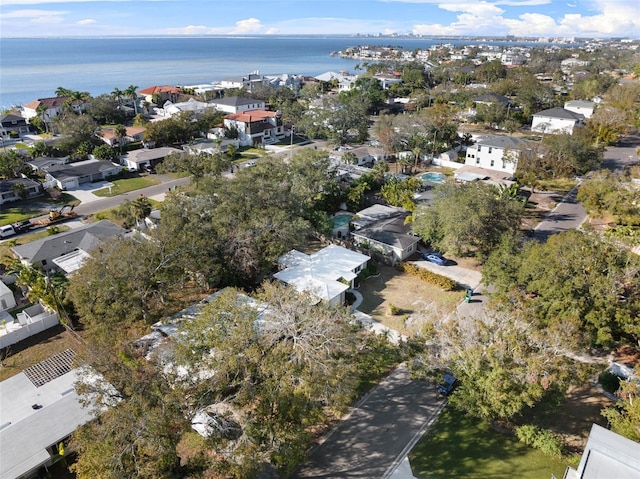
[474,93,513,108]
[0,303,59,349]
[350,205,419,262]
[159,98,211,117]
[11,219,125,274]
[564,100,597,119]
[336,146,384,167]
[531,107,585,135]
[315,71,358,90]
[22,97,85,129]
[0,178,43,205]
[122,146,182,172]
[0,280,16,311]
[561,57,590,73]
[564,424,640,479]
[373,74,402,90]
[26,156,69,172]
[98,126,146,147]
[465,135,528,175]
[274,245,370,306]
[219,73,265,91]
[263,73,304,91]
[223,110,285,146]
[138,85,181,104]
[208,96,266,114]
[182,139,238,156]
[0,113,30,138]
[44,159,121,190]
[0,352,101,479]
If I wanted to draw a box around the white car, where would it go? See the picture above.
[245,160,257,167]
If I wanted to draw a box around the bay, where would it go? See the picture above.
[0,36,559,108]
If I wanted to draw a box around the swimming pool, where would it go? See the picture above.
[331,213,354,238]
[422,172,445,183]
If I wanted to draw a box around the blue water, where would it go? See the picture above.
[422,172,445,183]
[0,36,568,108]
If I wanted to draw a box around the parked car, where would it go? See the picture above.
[423,252,447,266]
[245,160,257,167]
[437,373,457,396]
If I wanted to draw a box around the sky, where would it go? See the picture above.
[0,0,639,38]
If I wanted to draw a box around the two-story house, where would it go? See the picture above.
[138,85,181,104]
[208,96,266,114]
[0,113,30,138]
[223,110,285,146]
[465,135,529,175]
[531,107,585,135]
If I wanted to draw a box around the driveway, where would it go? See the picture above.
[533,184,587,242]
[414,259,482,290]
[292,364,445,479]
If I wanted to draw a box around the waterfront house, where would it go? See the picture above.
[22,97,82,130]
[531,107,585,135]
[219,73,265,91]
[138,85,181,104]
[159,98,212,117]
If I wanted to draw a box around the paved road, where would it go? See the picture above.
[533,183,587,242]
[292,364,444,479]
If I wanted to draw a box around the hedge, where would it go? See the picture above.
[397,262,458,291]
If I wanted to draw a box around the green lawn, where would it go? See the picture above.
[410,407,568,479]
[0,194,80,225]
[92,176,161,197]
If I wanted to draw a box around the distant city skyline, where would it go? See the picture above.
[0,0,639,39]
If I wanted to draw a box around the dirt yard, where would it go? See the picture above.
[357,264,464,336]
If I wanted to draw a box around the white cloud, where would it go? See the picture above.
[0,8,66,17]
[229,17,264,34]
[381,0,550,4]
[76,18,96,25]
[438,3,504,16]
[265,27,280,35]
[164,24,209,35]
[30,15,63,23]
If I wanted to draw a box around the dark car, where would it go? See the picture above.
[422,252,447,266]
[437,373,457,396]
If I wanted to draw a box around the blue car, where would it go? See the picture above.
[437,374,457,396]
[423,253,447,266]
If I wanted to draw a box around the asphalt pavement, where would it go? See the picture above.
[292,364,445,479]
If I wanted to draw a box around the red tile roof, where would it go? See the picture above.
[224,109,277,123]
[138,85,182,95]
[23,97,70,110]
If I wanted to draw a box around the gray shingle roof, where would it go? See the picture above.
[475,135,528,149]
[533,107,585,121]
[210,96,262,107]
[12,219,125,264]
[46,160,119,181]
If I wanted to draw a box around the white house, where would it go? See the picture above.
[465,135,528,174]
[21,97,83,130]
[564,100,597,119]
[0,352,103,479]
[0,178,43,205]
[274,245,370,306]
[223,110,285,146]
[159,98,211,117]
[0,280,16,311]
[531,107,585,135]
[44,159,121,190]
[564,424,640,479]
[219,73,265,91]
[208,96,266,114]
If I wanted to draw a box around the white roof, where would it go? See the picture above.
[52,248,92,274]
[0,367,97,479]
[274,245,370,303]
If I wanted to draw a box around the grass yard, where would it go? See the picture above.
[357,264,464,336]
[92,176,161,197]
[90,198,161,225]
[0,193,80,226]
[410,407,568,479]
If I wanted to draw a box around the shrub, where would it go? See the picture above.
[387,303,400,315]
[598,370,621,394]
[515,424,563,457]
[397,262,458,291]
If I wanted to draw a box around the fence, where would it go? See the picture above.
[0,305,59,349]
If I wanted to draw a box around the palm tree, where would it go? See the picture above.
[55,86,73,98]
[35,104,50,133]
[125,85,139,115]
[114,124,127,156]
[111,87,124,108]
